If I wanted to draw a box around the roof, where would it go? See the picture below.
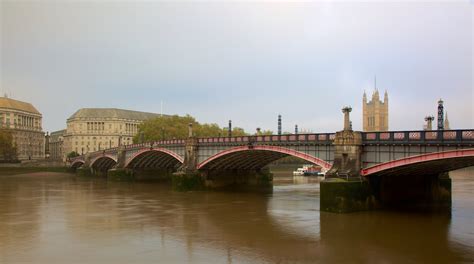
[50,129,66,136]
[0,96,41,115]
[67,108,165,121]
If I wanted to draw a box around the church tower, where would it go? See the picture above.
[363,87,389,132]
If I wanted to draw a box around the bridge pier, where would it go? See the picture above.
[76,153,93,177]
[320,107,377,212]
[172,169,273,192]
[107,146,134,181]
[203,169,273,192]
[76,167,93,177]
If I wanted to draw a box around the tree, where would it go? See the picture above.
[67,151,80,159]
[257,130,274,136]
[133,115,249,143]
[231,127,248,136]
[0,129,17,161]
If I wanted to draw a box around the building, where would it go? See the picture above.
[48,129,66,160]
[63,108,164,158]
[363,89,389,132]
[0,95,45,160]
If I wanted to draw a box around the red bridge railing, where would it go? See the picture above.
[362,129,474,144]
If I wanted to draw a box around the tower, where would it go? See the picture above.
[437,99,444,130]
[277,115,282,135]
[362,89,389,132]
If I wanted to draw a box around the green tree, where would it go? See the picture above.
[0,129,17,161]
[231,127,248,136]
[133,115,249,143]
[67,151,80,159]
[257,130,274,136]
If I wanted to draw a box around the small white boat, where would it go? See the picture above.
[293,167,306,176]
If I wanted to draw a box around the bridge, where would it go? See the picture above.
[70,109,474,213]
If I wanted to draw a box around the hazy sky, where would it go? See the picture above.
[1,0,473,133]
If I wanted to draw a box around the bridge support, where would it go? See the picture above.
[172,124,204,190]
[203,169,273,192]
[107,146,134,181]
[321,107,377,212]
[76,153,93,177]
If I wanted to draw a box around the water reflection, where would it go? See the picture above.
[0,169,472,263]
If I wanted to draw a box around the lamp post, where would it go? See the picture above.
[342,106,352,131]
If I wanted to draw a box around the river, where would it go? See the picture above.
[0,167,473,263]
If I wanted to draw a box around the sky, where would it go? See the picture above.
[1,0,473,133]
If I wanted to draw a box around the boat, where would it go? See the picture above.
[303,165,323,176]
[293,165,325,177]
[293,167,306,176]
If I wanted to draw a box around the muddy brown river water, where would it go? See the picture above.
[0,168,473,263]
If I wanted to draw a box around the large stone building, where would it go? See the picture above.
[48,129,66,160]
[362,90,389,132]
[0,96,45,160]
[63,108,163,158]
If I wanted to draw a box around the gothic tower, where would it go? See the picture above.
[363,89,389,132]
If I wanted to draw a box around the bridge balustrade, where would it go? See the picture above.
[196,133,335,144]
[362,129,474,145]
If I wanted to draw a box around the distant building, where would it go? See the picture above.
[63,108,164,157]
[0,95,45,160]
[363,90,389,132]
[49,129,66,160]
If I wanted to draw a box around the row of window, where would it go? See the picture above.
[0,112,41,128]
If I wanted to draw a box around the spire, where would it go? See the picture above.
[363,90,367,103]
[374,75,377,90]
[444,112,450,130]
[384,90,388,103]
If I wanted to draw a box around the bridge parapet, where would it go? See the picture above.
[196,133,335,145]
[362,129,474,145]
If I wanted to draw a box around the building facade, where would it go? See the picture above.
[48,129,66,160]
[0,96,45,160]
[363,90,389,132]
[63,108,163,158]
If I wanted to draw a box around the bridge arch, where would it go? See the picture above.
[71,159,85,169]
[90,155,117,171]
[197,145,332,171]
[125,148,184,169]
[361,148,474,177]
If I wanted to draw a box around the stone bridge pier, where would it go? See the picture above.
[76,153,93,177]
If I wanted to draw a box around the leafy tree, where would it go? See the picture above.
[0,129,17,161]
[133,115,249,143]
[67,151,80,159]
[231,127,247,136]
[257,130,274,136]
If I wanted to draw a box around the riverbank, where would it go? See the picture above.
[0,167,72,176]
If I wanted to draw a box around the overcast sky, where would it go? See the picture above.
[1,0,473,133]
